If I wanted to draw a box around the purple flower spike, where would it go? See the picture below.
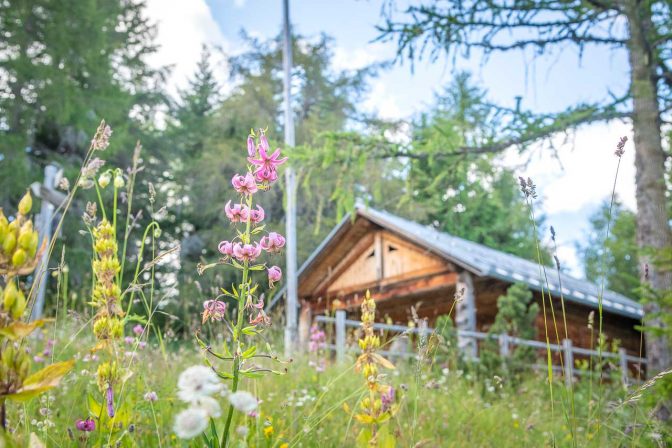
[106,385,115,418]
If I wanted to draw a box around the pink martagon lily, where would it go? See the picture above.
[231,173,258,195]
[247,137,287,178]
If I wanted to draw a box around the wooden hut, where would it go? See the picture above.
[278,206,644,359]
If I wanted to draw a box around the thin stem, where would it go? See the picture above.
[221,195,254,448]
[120,143,141,287]
[94,182,107,221]
[113,182,118,240]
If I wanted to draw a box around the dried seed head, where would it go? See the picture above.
[92,120,112,151]
[615,136,627,158]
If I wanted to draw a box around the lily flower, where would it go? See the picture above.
[232,243,262,262]
[249,205,264,224]
[202,300,227,324]
[225,201,249,223]
[268,266,282,288]
[218,240,234,257]
[247,136,287,184]
[260,232,286,253]
[231,173,258,196]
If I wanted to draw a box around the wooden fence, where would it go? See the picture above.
[314,311,648,386]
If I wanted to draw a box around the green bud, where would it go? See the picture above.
[98,173,111,189]
[3,346,14,370]
[11,248,26,267]
[11,289,26,320]
[18,354,29,379]
[28,231,39,257]
[2,232,16,255]
[3,281,17,310]
[0,362,8,383]
[113,175,125,189]
[18,191,32,215]
[0,211,7,244]
[18,221,33,249]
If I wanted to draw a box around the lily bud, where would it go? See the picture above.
[98,173,111,188]
[113,175,125,189]
[18,191,32,215]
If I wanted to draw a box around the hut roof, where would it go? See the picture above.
[272,206,643,320]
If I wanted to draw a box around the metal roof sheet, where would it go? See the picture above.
[270,206,643,320]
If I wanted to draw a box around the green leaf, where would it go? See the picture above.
[6,360,74,401]
[0,319,52,340]
[241,345,257,359]
[241,326,258,336]
[248,264,265,271]
[124,314,148,324]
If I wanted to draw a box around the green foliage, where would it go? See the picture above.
[480,283,539,379]
[0,0,163,201]
[579,198,640,298]
[407,74,550,261]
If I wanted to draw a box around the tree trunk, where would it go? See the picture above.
[626,0,672,373]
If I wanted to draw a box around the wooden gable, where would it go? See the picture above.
[325,230,446,296]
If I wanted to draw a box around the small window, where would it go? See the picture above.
[366,250,375,258]
[387,245,398,253]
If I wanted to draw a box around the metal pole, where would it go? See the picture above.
[30,164,58,320]
[335,310,346,363]
[563,339,574,388]
[282,0,298,357]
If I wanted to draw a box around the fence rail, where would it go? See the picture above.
[314,312,647,385]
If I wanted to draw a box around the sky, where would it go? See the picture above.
[144,0,637,277]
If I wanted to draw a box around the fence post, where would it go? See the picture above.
[563,339,574,387]
[619,348,629,387]
[499,333,510,357]
[335,310,346,363]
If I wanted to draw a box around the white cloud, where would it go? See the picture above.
[364,80,403,120]
[501,120,636,215]
[332,43,391,72]
[144,0,230,98]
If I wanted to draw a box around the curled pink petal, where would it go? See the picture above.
[249,205,264,224]
[268,266,282,288]
[232,173,258,195]
[247,135,256,157]
[260,232,286,253]
[218,240,234,256]
[225,201,250,223]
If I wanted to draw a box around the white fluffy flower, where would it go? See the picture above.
[228,391,258,414]
[174,408,208,439]
[177,366,222,402]
[236,425,249,437]
[194,396,222,418]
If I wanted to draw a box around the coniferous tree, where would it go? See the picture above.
[0,0,164,201]
[579,199,640,298]
[481,283,539,379]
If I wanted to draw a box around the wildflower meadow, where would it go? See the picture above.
[3,1,672,447]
